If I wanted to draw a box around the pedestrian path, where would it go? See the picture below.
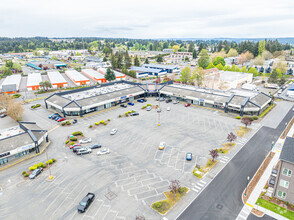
[191,180,207,193]
[236,206,251,220]
[219,156,230,164]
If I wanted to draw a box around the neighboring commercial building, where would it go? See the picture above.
[47,71,68,88]
[27,73,42,91]
[65,70,90,86]
[98,68,126,80]
[82,69,106,83]
[129,66,167,78]
[287,84,294,97]
[26,60,67,70]
[45,80,272,117]
[273,137,294,203]
[166,52,193,63]
[84,56,103,63]
[163,49,173,53]
[0,121,48,166]
[0,74,22,93]
[142,64,179,73]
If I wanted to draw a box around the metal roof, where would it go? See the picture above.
[65,70,89,82]
[130,66,163,73]
[143,64,178,69]
[0,74,21,90]
[27,73,42,87]
[280,137,294,164]
[47,71,67,84]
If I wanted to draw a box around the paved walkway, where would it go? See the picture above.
[236,123,294,220]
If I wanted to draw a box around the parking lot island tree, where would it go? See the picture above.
[241,117,252,127]
[209,149,219,162]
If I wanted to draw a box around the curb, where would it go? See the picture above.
[0,141,51,172]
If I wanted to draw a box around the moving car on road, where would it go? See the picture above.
[185,103,191,107]
[89,144,102,149]
[110,128,117,135]
[186,152,192,161]
[79,138,92,144]
[29,167,43,179]
[97,148,110,155]
[158,142,166,150]
[76,148,92,155]
[77,193,95,213]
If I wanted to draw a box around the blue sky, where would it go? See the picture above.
[1,0,294,38]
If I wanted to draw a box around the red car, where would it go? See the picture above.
[185,103,191,107]
[57,117,65,122]
[69,144,81,149]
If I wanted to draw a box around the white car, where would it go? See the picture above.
[76,148,92,155]
[79,138,92,144]
[167,106,171,111]
[110,128,117,135]
[97,148,110,155]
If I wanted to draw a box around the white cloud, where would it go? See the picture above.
[0,0,293,38]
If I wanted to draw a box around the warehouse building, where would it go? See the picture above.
[26,60,67,70]
[0,74,22,93]
[82,69,106,83]
[65,70,90,86]
[0,121,48,166]
[129,66,167,78]
[142,64,179,73]
[45,81,272,117]
[47,71,68,88]
[27,73,43,91]
[98,68,126,80]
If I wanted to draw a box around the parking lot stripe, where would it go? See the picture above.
[192,188,199,192]
[200,180,207,184]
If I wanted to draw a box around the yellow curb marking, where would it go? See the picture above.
[246,203,254,208]
[48,125,60,133]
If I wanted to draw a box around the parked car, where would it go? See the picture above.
[157,108,161,113]
[48,113,58,119]
[120,104,127,108]
[89,144,102,149]
[0,114,7,118]
[57,117,66,122]
[73,146,86,153]
[146,106,152,111]
[173,100,179,104]
[97,148,110,155]
[166,99,172,103]
[141,98,147,102]
[156,97,160,101]
[130,112,139,116]
[186,152,192,161]
[51,115,60,120]
[167,106,171,111]
[29,167,43,179]
[77,193,95,213]
[70,144,81,149]
[110,128,118,135]
[79,138,92,144]
[158,142,166,150]
[137,99,144,103]
[73,119,78,124]
[185,103,191,107]
[76,148,92,155]
[55,116,62,121]
[160,97,165,101]
[128,102,134,106]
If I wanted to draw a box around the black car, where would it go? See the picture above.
[77,193,95,213]
[29,167,43,179]
[89,144,102,149]
[166,99,172,103]
[0,114,7,118]
[120,104,127,108]
[73,119,78,124]
[130,112,139,116]
[142,99,147,102]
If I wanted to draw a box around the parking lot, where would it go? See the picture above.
[0,98,251,220]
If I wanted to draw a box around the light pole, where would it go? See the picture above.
[244,176,250,197]
[158,92,161,126]
[45,151,53,179]
[270,141,274,157]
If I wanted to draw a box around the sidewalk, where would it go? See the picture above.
[236,126,294,220]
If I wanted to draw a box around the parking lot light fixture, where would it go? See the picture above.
[46,151,53,179]
[270,141,274,157]
[244,176,250,197]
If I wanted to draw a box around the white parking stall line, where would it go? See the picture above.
[199,180,207,184]
[192,188,199,192]
[193,186,201,190]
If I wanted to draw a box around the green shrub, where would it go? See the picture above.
[126,114,129,117]
[24,173,29,177]
[61,122,66,126]
[42,164,47,168]
[38,162,44,167]
[154,202,162,209]
[29,166,35,171]
[141,106,145,109]
[235,116,241,119]
[128,111,131,114]
[131,110,135,113]
[119,115,121,118]
[22,171,26,175]
[48,159,53,164]
[34,164,39,168]
[104,122,107,125]
[36,104,41,107]
[13,94,21,98]
[65,140,69,144]
[70,142,75,145]
[243,116,253,121]
[52,158,56,162]
[147,104,152,106]
[66,121,71,125]
[31,105,35,109]
[89,125,93,128]
[125,112,128,116]
[265,186,268,189]
[95,122,99,125]
[100,120,104,123]
[72,131,83,136]
[46,161,49,165]
[70,137,77,141]
[178,187,186,194]
[252,116,258,120]
[107,119,110,121]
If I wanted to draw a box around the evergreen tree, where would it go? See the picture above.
[105,67,116,81]
[198,49,210,69]
[192,50,197,59]
[134,55,140,66]
[156,55,163,63]
[144,58,149,64]
[124,51,132,68]
[188,42,195,52]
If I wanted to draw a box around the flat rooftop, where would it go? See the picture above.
[65,70,89,82]
[82,69,105,79]
[47,71,67,84]
[219,71,252,82]
[0,74,21,88]
[143,64,178,69]
[27,73,42,86]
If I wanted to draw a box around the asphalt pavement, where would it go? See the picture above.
[177,108,294,220]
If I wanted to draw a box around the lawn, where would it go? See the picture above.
[256,198,294,220]
[151,187,189,214]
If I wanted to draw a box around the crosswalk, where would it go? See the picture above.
[236,206,251,220]
[219,156,230,163]
[191,180,207,193]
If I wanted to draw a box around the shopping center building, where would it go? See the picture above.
[44,80,272,117]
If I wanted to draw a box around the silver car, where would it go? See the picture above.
[146,106,152,111]
[79,138,92,144]
[167,106,171,111]
[76,148,92,155]
[110,128,117,135]
[97,148,110,155]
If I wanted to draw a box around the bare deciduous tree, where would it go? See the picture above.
[209,149,219,162]
[169,180,181,198]
[241,117,252,127]
[227,132,237,143]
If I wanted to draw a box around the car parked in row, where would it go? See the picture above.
[97,148,110,155]
[77,193,95,213]
[173,100,179,104]
[167,106,171,111]
[186,152,192,161]
[166,99,172,103]
[160,97,165,101]
[73,146,86,153]
[29,167,43,179]
[89,144,102,149]
[120,104,127,108]
[146,106,152,111]
[158,142,166,150]
[185,103,191,107]
[57,117,66,122]
[73,119,78,124]
[70,144,81,149]
[130,112,139,116]
[157,108,161,113]
[110,128,117,135]
[76,148,92,155]
[79,138,92,144]
[128,102,134,106]
[137,99,144,103]
[48,113,58,119]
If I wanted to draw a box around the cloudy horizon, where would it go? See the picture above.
[1,0,294,39]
